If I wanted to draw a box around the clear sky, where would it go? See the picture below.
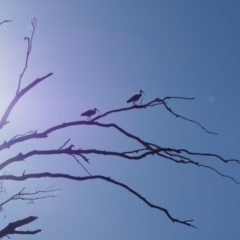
[0,0,240,239]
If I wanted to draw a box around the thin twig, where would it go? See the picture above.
[160,97,218,135]
[16,18,37,94]
[58,138,71,150]
[71,155,92,176]
[0,186,61,207]
[0,20,12,26]
[11,131,36,140]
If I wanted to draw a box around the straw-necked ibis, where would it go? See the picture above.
[127,90,145,105]
[81,108,99,120]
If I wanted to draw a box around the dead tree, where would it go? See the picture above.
[0,18,239,238]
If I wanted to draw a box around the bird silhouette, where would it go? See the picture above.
[127,90,145,105]
[81,108,100,121]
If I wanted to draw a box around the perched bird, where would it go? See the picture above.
[127,90,145,105]
[81,108,100,121]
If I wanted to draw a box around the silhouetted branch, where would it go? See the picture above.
[0,20,12,26]
[0,73,53,130]
[176,148,240,164]
[75,153,90,163]
[71,155,91,176]
[153,150,240,184]
[0,120,238,184]
[160,97,218,135]
[58,138,71,150]
[0,96,214,150]
[0,216,41,238]
[0,172,196,228]
[91,97,181,121]
[16,18,37,95]
[0,148,150,171]
[0,17,53,131]
[0,143,238,184]
[197,164,240,184]
[0,186,61,208]
[11,131,36,140]
[92,96,217,135]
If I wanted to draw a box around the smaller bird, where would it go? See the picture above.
[81,108,100,121]
[127,90,145,105]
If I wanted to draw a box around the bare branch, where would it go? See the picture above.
[0,18,53,131]
[0,173,196,228]
[75,153,90,163]
[91,98,167,121]
[11,131,36,141]
[58,138,71,150]
[0,119,238,185]
[16,18,37,94]
[175,148,240,164]
[0,148,151,172]
[2,146,235,185]
[0,216,41,238]
[92,96,216,135]
[0,73,53,130]
[0,186,61,208]
[160,97,218,135]
[71,155,92,176]
[197,163,240,184]
[153,151,240,184]
[0,20,12,26]
[0,96,214,150]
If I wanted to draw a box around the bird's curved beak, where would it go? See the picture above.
[96,109,100,113]
[142,91,145,95]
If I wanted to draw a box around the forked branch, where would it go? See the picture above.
[0,73,53,130]
[0,96,214,150]
[160,97,218,135]
[0,116,238,185]
[0,216,40,238]
[92,96,218,135]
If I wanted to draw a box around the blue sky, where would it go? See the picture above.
[0,0,240,239]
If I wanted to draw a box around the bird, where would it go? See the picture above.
[126,90,145,105]
[81,108,100,121]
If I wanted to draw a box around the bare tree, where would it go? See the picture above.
[0,18,239,238]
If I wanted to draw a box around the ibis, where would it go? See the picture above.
[127,90,145,105]
[81,108,100,120]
